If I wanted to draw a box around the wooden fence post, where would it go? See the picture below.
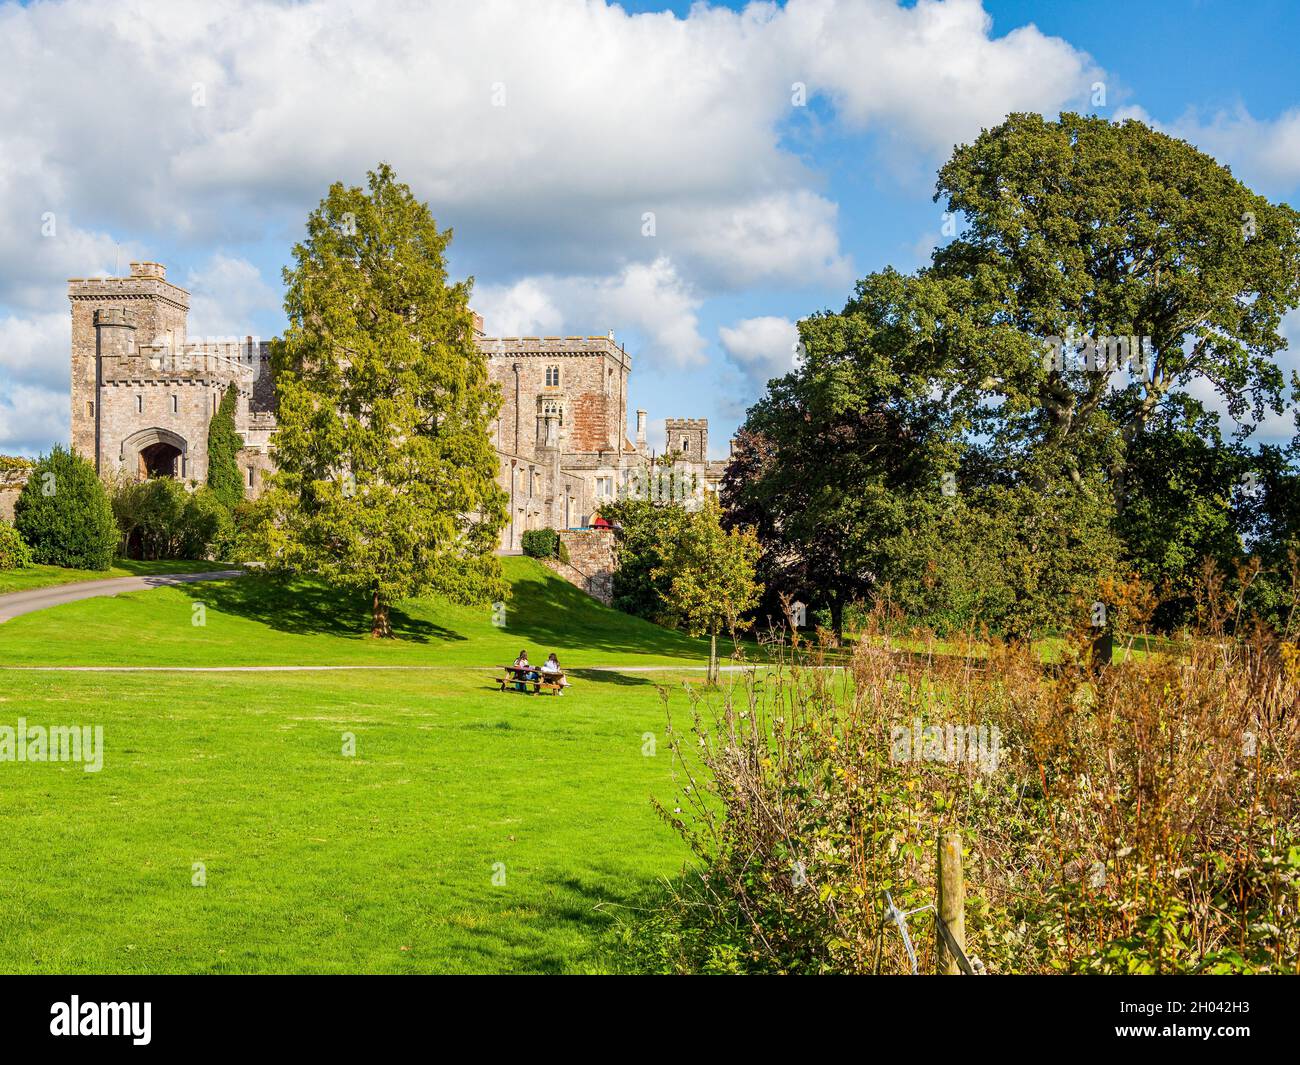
[936,830,965,975]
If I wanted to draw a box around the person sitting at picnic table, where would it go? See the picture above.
[512,650,537,689]
[540,653,568,693]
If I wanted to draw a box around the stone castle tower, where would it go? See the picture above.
[664,417,708,462]
[69,262,276,493]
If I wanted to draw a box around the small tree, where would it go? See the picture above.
[13,445,117,570]
[264,164,508,636]
[206,383,245,510]
[601,495,691,622]
[654,496,761,682]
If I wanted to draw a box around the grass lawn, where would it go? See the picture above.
[0,556,711,668]
[0,558,233,596]
[0,557,711,973]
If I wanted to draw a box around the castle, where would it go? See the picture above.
[63,262,727,549]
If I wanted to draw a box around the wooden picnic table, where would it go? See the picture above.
[497,664,566,695]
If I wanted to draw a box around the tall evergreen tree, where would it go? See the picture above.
[206,382,244,510]
[263,164,508,636]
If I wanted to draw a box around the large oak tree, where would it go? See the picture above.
[930,112,1300,497]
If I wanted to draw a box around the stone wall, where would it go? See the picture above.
[546,527,617,604]
[0,469,30,523]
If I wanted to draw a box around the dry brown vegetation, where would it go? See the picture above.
[632,580,1300,974]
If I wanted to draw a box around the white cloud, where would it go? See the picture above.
[0,312,68,391]
[0,0,1107,453]
[472,278,564,339]
[0,0,1103,293]
[785,0,1102,155]
[0,381,66,457]
[476,257,706,367]
[0,312,69,457]
[184,253,280,339]
[719,315,801,388]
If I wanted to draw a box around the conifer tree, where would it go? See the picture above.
[206,382,244,510]
[263,164,508,636]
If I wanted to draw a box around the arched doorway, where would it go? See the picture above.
[121,427,188,481]
[139,441,182,478]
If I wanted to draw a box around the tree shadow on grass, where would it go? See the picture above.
[498,566,711,663]
[453,869,664,974]
[175,573,464,644]
[564,668,656,687]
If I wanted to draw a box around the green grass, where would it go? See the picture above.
[0,558,231,596]
[0,556,711,668]
[0,557,714,973]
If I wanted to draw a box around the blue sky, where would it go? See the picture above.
[1,0,1298,457]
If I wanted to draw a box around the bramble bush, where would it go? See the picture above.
[626,567,1300,974]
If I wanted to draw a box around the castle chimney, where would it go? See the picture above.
[128,262,166,280]
[635,409,647,448]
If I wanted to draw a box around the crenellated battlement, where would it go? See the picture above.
[479,334,630,367]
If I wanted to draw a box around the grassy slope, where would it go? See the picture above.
[0,556,711,668]
[0,558,230,597]
[0,557,707,973]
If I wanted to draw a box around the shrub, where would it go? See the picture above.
[521,528,560,559]
[0,520,32,570]
[13,446,117,570]
[112,478,232,561]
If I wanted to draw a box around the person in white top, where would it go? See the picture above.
[541,653,568,692]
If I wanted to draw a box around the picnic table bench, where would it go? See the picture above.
[497,664,566,695]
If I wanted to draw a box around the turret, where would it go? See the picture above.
[93,307,137,373]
